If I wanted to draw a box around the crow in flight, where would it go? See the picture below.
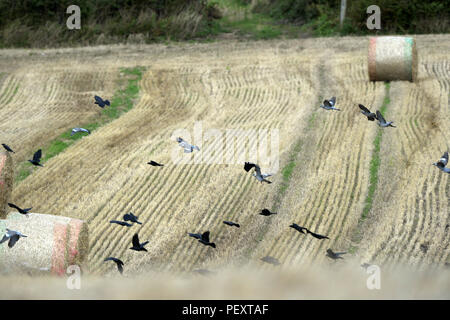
[326,249,346,260]
[110,220,133,227]
[104,257,124,274]
[259,209,277,216]
[148,160,164,167]
[223,221,240,228]
[94,95,110,108]
[289,223,307,234]
[123,212,142,225]
[306,229,330,240]
[130,233,149,252]
[2,143,14,153]
[260,256,281,266]
[193,269,215,277]
[8,203,32,216]
[28,149,43,167]
[188,231,216,248]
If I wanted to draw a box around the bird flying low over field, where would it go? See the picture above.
[8,203,32,216]
[0,229,27,248]
[193,269,215,277]
[259,209,277,216]
[326,249,346,260]
[188,231,216,248]
[306,229,330,240]
[376,110,396,128]
[130,233,149,252]
[123,212,142,225]
[147,160,164,167]
[104,257,124,274]
[260,256,281,266]
[71,127,91,136]
[94,95,110,108]
[177,137,200,153]
[28,149,43,167]
[109,220,133,227]
[289,223,307,234]
[433,152,450,173]
[358,104,377,121]
[290,223,329,239]
[1,143,14,153]
[320,97,340,111]
[223,221,240,228]
[244,162,273,184]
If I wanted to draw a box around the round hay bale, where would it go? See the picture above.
[368,36,418,81]
[0,212,89,276]
[0,151,14,220]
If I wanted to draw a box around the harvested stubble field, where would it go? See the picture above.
[0,34,449,298]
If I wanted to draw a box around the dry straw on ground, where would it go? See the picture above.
[0,151,13,219]
[368,36,418,81]
[0,35,448,280]
[0,212,89,276]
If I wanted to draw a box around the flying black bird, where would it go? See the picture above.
[223,221,240,228]
[188,231,216,248]
[320,97,340,111]
[244,162,256,172]
[0,229,27,248]
[259,209,277,216]
[94,95,110,108]
[8,203,32,216]
[2,144,14,153]
[358,104,377,121]
[326,249,346,260]
[244,162,272,184]
[28,149,43,167]
[289,223,307,234]
[433,151,450,174]
[71,127,91,136]
[109,220,132,227]
[376,110,396,128]
[306,229,330,240]
[147,160,164,167]
[193,269,215,277]
[123,212,142,225]
[129,233,149,252]
[104,257,124,274]
[260,256,281,266]
[177,137,200,153]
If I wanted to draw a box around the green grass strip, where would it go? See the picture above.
[350,82,391,249]
[15,66,145,183]
[361,82,390,221]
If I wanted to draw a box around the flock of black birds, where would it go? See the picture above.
[1,93,449,275]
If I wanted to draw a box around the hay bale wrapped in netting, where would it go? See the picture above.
[0,212,89,276]
[0,151,14,220]
[368,36,418,81]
